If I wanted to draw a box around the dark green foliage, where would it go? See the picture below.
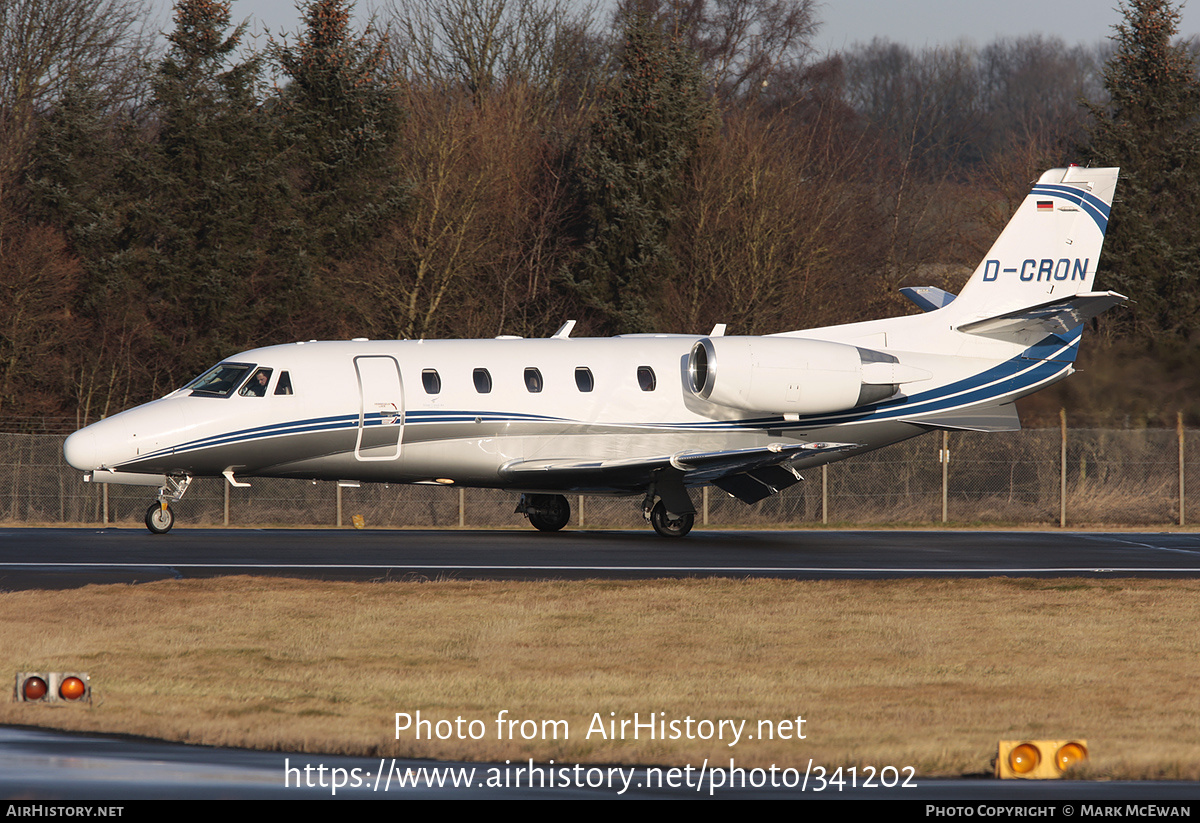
[27,82,135,303]
[271,0,406,270]
[145,0,284,363]
[1084,0,1200,339]
[569,10,714,333]
[28,1,296,405]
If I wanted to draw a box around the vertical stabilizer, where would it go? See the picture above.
[948,166,1119,325]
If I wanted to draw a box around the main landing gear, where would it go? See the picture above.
[517,489,696,538]
[144,475,192,535]
[648,501,694,538]
[517,494,572,532]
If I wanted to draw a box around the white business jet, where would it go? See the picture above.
[64,166,1122,537]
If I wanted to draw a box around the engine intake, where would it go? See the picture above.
[688,337,916,415]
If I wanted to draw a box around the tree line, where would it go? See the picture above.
[0,0,1197,428]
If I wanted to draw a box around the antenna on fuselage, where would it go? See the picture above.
[551,320,576,339]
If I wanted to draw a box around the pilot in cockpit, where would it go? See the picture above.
[240,369,271,397]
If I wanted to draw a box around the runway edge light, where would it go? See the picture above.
[13,672,91,704]
[996,739,1087,779]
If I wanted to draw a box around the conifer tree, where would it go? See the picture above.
[569,9,713,333]
[147,0,278,354]
[1085,0,1200,339]
[28,2,281,405]
[272,0,405,269]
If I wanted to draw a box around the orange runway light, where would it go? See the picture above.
[997,739,1088,779]
[21,676,47,701]
[14,672,91,705]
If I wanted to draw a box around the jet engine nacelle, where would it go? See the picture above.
[687,337,906,415]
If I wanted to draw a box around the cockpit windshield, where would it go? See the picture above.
[186,363,254,398]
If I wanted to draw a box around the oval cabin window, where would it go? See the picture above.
[575,367,594,392]
[637,366,656,392]
[524,368,543,393]
[473,368,492,393]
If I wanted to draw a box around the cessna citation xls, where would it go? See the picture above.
[64,166,1122,537]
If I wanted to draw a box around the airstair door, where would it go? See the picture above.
[354,356,403,461]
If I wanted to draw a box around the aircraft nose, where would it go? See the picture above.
[63,428,99,471]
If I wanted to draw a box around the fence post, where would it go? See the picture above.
[1060,408,1067,528]
[459,487,465,528]
[578,494,585,527]
[336,483,342,528]
[941,430,949,523]
[223,479,230,526]
[701,486,708,526]
[1179,412,1186,527]
[821,463,828,525]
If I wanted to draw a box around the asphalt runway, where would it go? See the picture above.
[3,726,1199,800]
[2,527,1200,589]
[5,528,1200,800]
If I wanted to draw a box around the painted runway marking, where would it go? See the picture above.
[1075,533,1200,557]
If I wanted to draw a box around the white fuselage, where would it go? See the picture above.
[62,321,1073,496]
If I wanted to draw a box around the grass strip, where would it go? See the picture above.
[2,576,1197,778]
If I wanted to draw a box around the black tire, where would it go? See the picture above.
[145,502,174,534]
[526,494,571,532]
[650,501,694,538]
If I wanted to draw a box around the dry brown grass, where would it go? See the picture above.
[2,576,1198,778]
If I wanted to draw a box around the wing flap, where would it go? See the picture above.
[499,441,858,493]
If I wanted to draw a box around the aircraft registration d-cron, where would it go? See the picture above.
[64,166,1122,537]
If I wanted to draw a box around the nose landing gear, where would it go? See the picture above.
[145,502,174,534]
[144,475,192,534]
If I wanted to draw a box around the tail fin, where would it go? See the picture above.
[947,166,1121,329]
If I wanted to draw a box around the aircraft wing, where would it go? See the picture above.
[500,441,858,503]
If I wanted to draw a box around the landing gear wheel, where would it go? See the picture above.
[526,494,571,532]
[145,502,174,534]
[650,501,694,538]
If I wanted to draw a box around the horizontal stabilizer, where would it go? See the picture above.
[900,286,957,312]
[957,291,1126,339]
[899,403,1022,432]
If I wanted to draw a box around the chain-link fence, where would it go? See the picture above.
[1,427,1192,528]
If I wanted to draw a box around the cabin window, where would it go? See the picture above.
[473,368,492,393]
[575,367,594,392]
[422,369,442,395]
[524,367,543,393]
[239,368,273,397]
[274,371,293,395]
[187,363,253,398]
[637,366,656,392]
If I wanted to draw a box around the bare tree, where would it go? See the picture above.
[668,104,878,335]
[611,0,819,100]
[388,0,606,110]
[0,198,82,419]
[346,81,573,340]
[0,0,156,181]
